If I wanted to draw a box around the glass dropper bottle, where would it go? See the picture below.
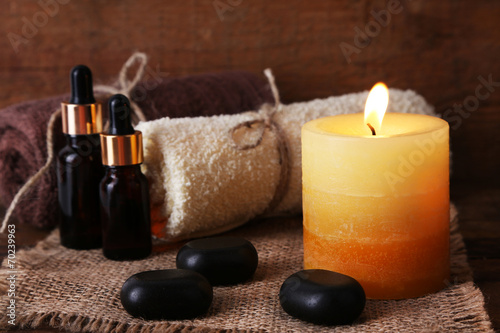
[99,94,152,261]
[57,65,103,249]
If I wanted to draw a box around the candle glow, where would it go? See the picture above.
[364,82,389,136]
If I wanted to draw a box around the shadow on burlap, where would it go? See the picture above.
[0,205,494,332]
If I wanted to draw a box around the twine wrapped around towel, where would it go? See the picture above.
[0,109,61,233]
[137,73,439,241]
[229,69,290,215]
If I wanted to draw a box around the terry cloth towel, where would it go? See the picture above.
[0,71,274,228]
[136,88,438,241]
[0,205,494,332]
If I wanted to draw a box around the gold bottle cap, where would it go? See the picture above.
[100,130,144,166]
[61,102,103,135]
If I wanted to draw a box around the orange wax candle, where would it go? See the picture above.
[301,84,450,299]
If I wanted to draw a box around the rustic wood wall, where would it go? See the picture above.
[1,0,499,184]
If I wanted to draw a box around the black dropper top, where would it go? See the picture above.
[69,65,96,104]
[108,94,135,135]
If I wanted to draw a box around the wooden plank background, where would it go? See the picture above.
[0,0,499,184]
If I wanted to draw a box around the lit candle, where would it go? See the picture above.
[301,83,450,299]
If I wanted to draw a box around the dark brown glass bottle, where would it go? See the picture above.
[100,94,152,261]
[57,65,103,249]
[58,135,103,249]
[100,165,152,260]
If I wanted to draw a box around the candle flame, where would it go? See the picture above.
[364,82,389,135]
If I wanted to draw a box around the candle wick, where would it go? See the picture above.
[367,123,376,136]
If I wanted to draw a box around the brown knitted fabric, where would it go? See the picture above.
[0,206,493,332]
[0,71,274,229]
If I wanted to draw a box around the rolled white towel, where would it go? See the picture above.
[136,88,437,241]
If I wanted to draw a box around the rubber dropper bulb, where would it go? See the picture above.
[108,94,135,135]
[69,65,96,104]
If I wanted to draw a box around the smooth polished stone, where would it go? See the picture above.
[176,236,258,285]
[120,269,213,320]
[279,269,366,325]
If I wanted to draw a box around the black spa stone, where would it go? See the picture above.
[120,269,213,320]
[176,236,258,285]
[279,269,366,325]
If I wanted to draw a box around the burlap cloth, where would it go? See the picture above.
[0,205,494,332]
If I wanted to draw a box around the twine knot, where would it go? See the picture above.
[229,68,290,214]
[229,69,283,150]
[94,52,148,125]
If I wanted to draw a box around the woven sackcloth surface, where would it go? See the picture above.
[0,205,494,332]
